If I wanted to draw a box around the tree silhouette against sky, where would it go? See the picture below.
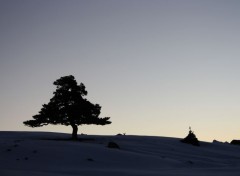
[23,75,111,140]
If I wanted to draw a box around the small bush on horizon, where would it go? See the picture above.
[230,140,240,145]
[180,127,200,146]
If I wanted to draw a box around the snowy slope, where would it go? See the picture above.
[1,131,240,176]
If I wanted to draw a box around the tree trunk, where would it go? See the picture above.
[71,124,78,140]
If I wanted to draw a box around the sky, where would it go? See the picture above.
[1,0,240,142]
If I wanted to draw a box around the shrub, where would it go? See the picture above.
[180,127,200,146]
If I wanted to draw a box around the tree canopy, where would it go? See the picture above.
[23,75,111,139]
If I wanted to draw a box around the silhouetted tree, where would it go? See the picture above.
[180,127,200,146]
[23,75,111,140]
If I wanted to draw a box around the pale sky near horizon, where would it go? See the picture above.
[1,0,240,142]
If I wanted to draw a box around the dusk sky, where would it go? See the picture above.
[1,0,240,142]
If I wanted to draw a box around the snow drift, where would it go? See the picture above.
[1,131,240,176]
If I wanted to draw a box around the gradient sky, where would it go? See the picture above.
[1,0,240,142]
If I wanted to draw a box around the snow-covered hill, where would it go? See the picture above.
[1,131,240,176]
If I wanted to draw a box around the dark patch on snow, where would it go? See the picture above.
[86,158,94,162]
[107,141,120,149]
[13,144,19,148]
[187,160,194,164]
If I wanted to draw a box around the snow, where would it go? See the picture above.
[1,131,240,176]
